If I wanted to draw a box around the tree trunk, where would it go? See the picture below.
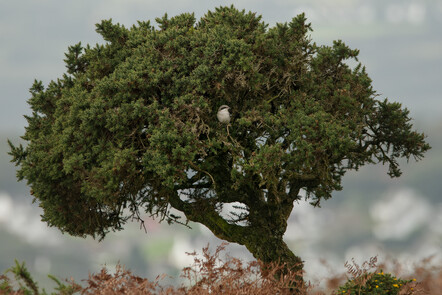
[245,235,303,271]
[242,229,305,292]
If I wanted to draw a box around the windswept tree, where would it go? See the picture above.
[9,6,429,287]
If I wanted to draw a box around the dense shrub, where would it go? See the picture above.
[336,271,414,295]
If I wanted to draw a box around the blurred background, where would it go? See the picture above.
[1,0,441,290]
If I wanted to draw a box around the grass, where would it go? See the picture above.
[1,243,441,294]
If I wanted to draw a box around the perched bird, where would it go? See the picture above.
[217,105,231,124]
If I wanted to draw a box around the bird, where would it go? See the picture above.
[217,105,231,124]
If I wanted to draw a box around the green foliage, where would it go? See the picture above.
[9,5,429,274]
[337,271,413,295]
[0,260,80,295]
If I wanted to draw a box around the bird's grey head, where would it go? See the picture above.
[218,105,230,112]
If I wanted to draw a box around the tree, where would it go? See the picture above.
[9,5,429,287]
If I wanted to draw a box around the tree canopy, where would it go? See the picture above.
[9,6,429,279]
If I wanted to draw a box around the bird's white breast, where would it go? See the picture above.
[217,108,230,123]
